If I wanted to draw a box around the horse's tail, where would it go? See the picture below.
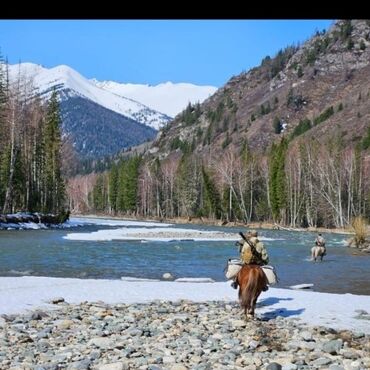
[239,266,267,313]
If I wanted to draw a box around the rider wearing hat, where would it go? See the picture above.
[231,229,269,289]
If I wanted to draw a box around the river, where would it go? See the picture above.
[0,217,369,295]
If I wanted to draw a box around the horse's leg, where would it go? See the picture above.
[250,296,258,317]
[313,248,318,262]
[245,308,253,320]
[311,247,316,261]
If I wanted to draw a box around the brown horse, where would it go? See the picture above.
[236,264,268,318]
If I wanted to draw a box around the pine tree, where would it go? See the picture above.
[176,154,200,217]
[117,160,128,212]
[92,175,105,211]
[0,146,10,208]
[269,139,288,222]
[125,156,141,212]
[202,166,222,219]
[42,90,66,214]
[109,164,118,213]
[0,53,9,211]
[115,157,141,214]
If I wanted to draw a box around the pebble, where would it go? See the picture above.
[0,301,369,369]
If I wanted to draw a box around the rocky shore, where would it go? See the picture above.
[1,300,369,370]
[0,212,69,230]
[76,214,357,236]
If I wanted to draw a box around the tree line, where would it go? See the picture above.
[84,137,369,228]
[0,58,67,218]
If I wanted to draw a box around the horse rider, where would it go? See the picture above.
[231,230,269,290]
[315,233,326,255]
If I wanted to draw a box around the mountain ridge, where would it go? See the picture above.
[7,62,171,130]
[152,19,370,158]
[7,63,216,160]
[92,79,217,117]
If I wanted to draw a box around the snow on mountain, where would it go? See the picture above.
[7,63,171,130]
[91,80,218,117]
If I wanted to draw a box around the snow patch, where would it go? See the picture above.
[63,226,237,242]
[0,276,369,334]
[174,277,215,283]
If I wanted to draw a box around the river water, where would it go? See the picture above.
[0,217,369,295]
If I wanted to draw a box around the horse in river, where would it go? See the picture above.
[236,264,268,318]
[311,246,326,262]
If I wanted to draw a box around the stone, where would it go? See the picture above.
[312,357,332,366]
[87,337,114,349]
[57,319,74,330]
[170,365,188,370]
[266,363,282,370]
[1,300,369,370]
[95,363,127,370]
[50,297,65,304]
[66,359,91,370]
[328,365,345,370]
[322,339,343,354]
[282,364,297,370]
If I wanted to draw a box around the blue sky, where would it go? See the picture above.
[0,20,333,87]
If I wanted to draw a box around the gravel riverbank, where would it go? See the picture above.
[1,300,369,370]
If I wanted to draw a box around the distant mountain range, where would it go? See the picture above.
[7,63,216,159]
[92,80,217,117]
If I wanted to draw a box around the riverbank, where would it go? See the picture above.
[75,213,357,236]
[1,279,369,369]
[1,277,370,333]
[0,212,70,230]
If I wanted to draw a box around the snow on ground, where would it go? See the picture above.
[0,276,369,334]
[0,222,48,230]
[0,217,173,230]
[67,217,173,228]
[63,220,281,242]
[64,227,238,242]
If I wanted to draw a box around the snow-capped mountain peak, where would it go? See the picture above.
[92,79,218,117]
[6,62,218,159]
[8,63,171,130]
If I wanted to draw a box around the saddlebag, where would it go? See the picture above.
[262,265,278,285]
[225,258,243,280]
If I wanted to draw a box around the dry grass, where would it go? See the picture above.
[351,216,368,246]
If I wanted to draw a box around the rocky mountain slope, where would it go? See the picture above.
[152,20,370,158]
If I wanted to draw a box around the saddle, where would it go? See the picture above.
[225,259,278,285]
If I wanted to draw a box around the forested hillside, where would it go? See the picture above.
[0,58,67,217]
[60,96,156,159]
[71,20,370,227]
